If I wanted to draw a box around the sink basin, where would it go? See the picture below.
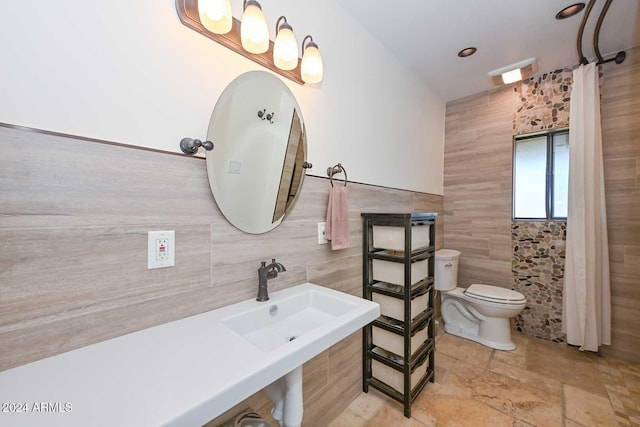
[220,283,379,427]
[0,282,379,427]
[222,288,359,351]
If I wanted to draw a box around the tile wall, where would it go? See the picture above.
[510,68,573,342]
[444,47,640,362]
[600,48,640,362]
[512,222,566,341]
[0,124,443,424]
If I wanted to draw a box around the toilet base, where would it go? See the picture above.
[441,294,518,351]
[443,321,516,351]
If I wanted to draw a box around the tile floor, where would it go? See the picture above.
[329,332,640,427]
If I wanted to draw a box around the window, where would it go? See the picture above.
[513,129,569,220]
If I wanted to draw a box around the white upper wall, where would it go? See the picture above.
[0,0,444,194]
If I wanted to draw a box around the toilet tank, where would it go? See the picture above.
[435,249,461,291]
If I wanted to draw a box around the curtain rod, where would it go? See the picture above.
[577,0,626,66]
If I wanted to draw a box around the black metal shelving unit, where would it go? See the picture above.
[362,213,437,418]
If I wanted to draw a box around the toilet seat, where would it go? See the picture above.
[464,284,526,305]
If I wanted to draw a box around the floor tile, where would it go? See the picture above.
[445,363,563,426]
[564,418,589,427]
[512,420,535,427]
[348,390,387,421]
[365,405,430,427]
[492,348,527,368]
[433,350,457,384]
[413,394,514,427]
[564,384,618,427]
[488,358,563,396]
[435,333,494,369]
[526,337,607,397]
[336,332,640,427]
[328,409,367,427]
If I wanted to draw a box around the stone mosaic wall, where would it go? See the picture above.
[512,222,567,342]
[511,69,573,342]
[513,68,573,135]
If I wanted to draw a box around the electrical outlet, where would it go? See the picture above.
[148,231,175,269]
[156,238,168,261]
[317,222,328,244]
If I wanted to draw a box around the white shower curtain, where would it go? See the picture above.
[563,63,611,352]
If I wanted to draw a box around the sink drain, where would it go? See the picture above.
[288,336,296,342]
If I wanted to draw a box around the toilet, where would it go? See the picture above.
[435,249,526,351]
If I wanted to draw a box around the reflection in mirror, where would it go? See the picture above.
[206,71,307,234]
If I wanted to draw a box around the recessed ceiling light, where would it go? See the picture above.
[556,3,585,19]
[458,47,477,58]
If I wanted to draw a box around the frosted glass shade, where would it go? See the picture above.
[241,3,269,54]
[301,45,323,84]
[274,27,298,70]
[198,0,232,34]
[502,68,523,84]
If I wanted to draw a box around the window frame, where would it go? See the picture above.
[512,128,569,221]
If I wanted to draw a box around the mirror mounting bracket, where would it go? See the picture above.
[180,138,214,155]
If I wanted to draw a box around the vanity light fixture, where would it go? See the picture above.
[198,0,232,34]
[175,0,322,85]
[488,58,538,86]
[273,16,298,71]
[301,35,323,84]
[240,0,269,54]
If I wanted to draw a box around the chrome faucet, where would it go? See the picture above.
[257,259,287,302]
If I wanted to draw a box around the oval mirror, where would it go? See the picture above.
[206,71,307,234]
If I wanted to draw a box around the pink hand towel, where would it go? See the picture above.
[325,186,351,250]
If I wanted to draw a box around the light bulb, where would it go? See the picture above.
[198,0,232,34]
[241,1,269,54]
[301,38,323,84]
[274,18,298,70]
[502,68,523,84]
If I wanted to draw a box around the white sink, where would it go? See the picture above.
[221,284,379,427]
[222,287,360,351]
[0,282,379,427]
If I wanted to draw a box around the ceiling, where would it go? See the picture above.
[339,0,640,102]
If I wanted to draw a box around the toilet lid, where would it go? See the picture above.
[464,284,526,304]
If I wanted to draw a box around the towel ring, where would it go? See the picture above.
[327,163,348,187]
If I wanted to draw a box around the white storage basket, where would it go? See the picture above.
[371,356,428,394]
[372,225,430,252]
[372,292,428,322]
[372,323,429,357]
[372,258,429,286]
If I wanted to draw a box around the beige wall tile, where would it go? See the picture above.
[0,124,444,424]
[0,126,218,229]
[443,85,514,292]
[599,47,640,363]
[0,225,211,328]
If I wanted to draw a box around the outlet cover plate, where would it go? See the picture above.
[317,222,328,244]
[148,230,175,269]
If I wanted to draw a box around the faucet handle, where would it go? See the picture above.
[261,261,266,267]
[271,258,276,263]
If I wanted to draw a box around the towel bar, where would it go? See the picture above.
[327,163,348,187]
